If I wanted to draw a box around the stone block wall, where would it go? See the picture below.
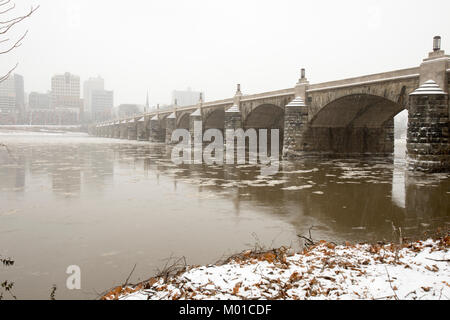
[119,124,128,139]
[113,125,120,138]
[224,111,242,130]
[282,105,307,157]
[407,94,450,172]
[165,117,176,144]
[189,114,203,143]
[137,122,148,140]
[127,124,137,140]
[149,119,165,142]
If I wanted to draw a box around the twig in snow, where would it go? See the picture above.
[297,225,316,248]
[384,266,399,300]
[426,258,450,262]
[123,264,137,287]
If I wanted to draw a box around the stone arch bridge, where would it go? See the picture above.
[91,38,450,172]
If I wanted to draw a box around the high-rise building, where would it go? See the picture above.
[83,76,114,122]
[0,76,16,113]
[29,92,51,109]
[51,72,82,124]
[91,90,113,121]
[0,73,24,124]
[83,76,104,114]
[14,74,25,112]
[172,88,204,107]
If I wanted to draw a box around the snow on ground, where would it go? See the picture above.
[104,237,450,300]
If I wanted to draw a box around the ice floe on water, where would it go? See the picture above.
[282,185,313,191]
[282,168,320,174]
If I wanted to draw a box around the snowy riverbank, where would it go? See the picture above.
[103,236,449,300]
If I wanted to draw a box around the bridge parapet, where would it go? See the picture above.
[307,67,420,92]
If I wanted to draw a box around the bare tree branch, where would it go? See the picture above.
[0,0,12,8]
[0,62,17,82]
[0,2,39,83]
[0,29,26,54]
[0,5,39,34]
[0,2,14,15]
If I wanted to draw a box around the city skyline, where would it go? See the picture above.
[1,70,203,113]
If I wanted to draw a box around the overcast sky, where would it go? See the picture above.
[2,0,450,106]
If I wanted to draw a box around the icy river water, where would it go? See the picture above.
[0,131,449,299]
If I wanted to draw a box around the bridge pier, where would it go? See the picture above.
[189,109,203,143]
[149,115,164,142]
[407,40,450,172]
[109,125,114,138]
[282,69,310,158]
[119,121,128,139]
[137,116,148,140]
[127,119,137,140]
[407,81,449,172]
[224,106,242,131]
[224,84,243,142]
[282,96,307,157]
[88,125,95,136]
[166,112,177,144]
[113,122,120,138]
[189,94,204,143]
[380,119,395,154]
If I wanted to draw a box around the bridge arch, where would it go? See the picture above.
[176,112,190,129]
[243,103,285,148]
[304,93,405,154]
[203,108,225,131]
[244,103,284,129]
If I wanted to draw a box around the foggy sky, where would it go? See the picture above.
[2,0,450,107]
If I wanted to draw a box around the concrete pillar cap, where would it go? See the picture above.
[167,112,176,119]
[226,104,240,113]
[286,96,307,107]
[410,80,447,95]
[151,114,158,121]
[190,108,202,117]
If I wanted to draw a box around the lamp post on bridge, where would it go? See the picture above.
[433,36,441,52]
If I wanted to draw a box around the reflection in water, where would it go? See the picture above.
[0,132,448,299]
[392,140,406,209]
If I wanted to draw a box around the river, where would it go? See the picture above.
[0,131,448,299]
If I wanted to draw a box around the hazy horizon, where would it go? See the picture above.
[2,0,450,107]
